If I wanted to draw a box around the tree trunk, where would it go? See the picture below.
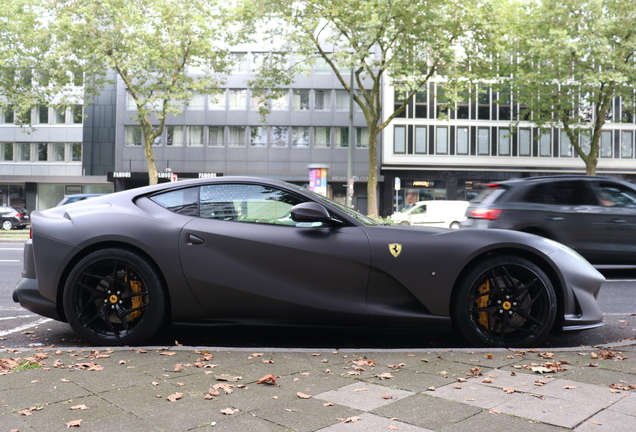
[144,138,158,186]
[366,127,379,218]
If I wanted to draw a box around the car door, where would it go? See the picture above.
[540,180,600,254]
[176,182,372,324]
[585,180,636,263]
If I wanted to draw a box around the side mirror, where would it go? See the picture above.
[290,202,332,222]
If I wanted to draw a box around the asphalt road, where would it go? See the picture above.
[1,242,635,349]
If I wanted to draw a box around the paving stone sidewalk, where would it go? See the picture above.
[1,342,635,432]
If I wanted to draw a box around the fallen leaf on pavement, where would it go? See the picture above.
[66,419,82,428]
[70,405,89,410]
[220,408,238,415]
[297,392,312,399]
[256,374,277,385]
[167,393,183,402]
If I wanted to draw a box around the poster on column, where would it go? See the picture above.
[308,167,328,196]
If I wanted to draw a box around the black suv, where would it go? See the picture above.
[463,175,636,264]
[0,206,30,231]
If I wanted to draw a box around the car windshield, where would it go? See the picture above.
[287,183,379,226]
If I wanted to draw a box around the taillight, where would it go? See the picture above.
[15,213,23,218]
[469,209,503,220]
[30,225,33,239]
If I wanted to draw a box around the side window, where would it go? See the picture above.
[548,181,596,206]
[521,183,550,204]
[597,182,636,207]
[411,205,426,215]
[199,184,313,226]
[149,187,200,216]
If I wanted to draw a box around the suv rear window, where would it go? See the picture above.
[521,180,597,205]
[471,187,507,204]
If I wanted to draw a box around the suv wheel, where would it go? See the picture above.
[1,220,13,231]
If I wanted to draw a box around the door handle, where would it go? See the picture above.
[188,234,204,245]
[611,219,627,223]
[547,217,564,221]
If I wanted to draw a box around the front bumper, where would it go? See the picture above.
[13,278,62,321]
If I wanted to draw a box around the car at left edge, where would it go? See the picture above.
[13,176,605,348]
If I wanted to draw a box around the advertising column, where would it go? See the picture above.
[308,165,329,197]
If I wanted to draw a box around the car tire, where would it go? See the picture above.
[449,222,461,229]
[1,220,13,231]
[63,248,167,346]
[452,255,556,348]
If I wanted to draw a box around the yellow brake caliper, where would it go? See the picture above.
[129,280,143,322]
[475,279,490,329]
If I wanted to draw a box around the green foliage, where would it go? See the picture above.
[487,0,636,174]
[14,359,42,371]
[251,0,484,215]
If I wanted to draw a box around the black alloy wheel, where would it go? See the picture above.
[63,248,167,346]
[453,255,556,348]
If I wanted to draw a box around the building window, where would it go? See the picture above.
[394,126,406,154]
[580,134,591,155]
[37,106,49,124]
[601,131,612,158]
[36,143,48,161]
[560,130,572,157]
[188,92,205,110]
[436,126,448,154]
[167,126,184,147]
[125,126,142,146]
[250,90,266,111]
[456,91,470,120]
[314,56,331,73]
[356,127,369,148]
[126,91,137,110]
[231,53,248,73]
[292,90,310,110]
[292,127,309,148]
[271,126,288,147]
[394,88,407,118]
[436,85,448,118]
[415,126,427,154]
[72,105,83,123]
[477,127,490,155]
[228,126,246,147]
[497,89,511,121]
[335,127,349,148]
[0,143,13,161]
[51,143,65,161]
[314,90,331,111]
[251,52,267,72]
[620,95,634,123]
[415,87,428,118]
[249,126,267,147]
[456,127,468,155]
[2,106,14,123]
[478,86,490,120]
[540,131,551,156]
[209,90,226,109]
[187,126,204,146]
[53,106,66,124]
[519,128,531,156]
[71,143,82,161]
[17,143,31,161]
[314,127,330,148]
[209,126,224,147]
[229,89,246,110]
[271,91,289,110]
[499,128,511,156]
[335,90,350,111]
[622,131,634,158]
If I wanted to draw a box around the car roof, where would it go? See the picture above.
[489,175,620,187]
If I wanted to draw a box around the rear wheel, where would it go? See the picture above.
[1,220,13,230]
[63,248,167,346]
[449,222,461,229]
[453,255,556,347]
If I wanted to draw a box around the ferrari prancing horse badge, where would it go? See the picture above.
[389,243,402,257]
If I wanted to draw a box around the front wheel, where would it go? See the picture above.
[63,248,167,346]
[1,220,13,230]
[452,255,556,348]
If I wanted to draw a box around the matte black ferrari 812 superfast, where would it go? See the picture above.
[13,177,605,347]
